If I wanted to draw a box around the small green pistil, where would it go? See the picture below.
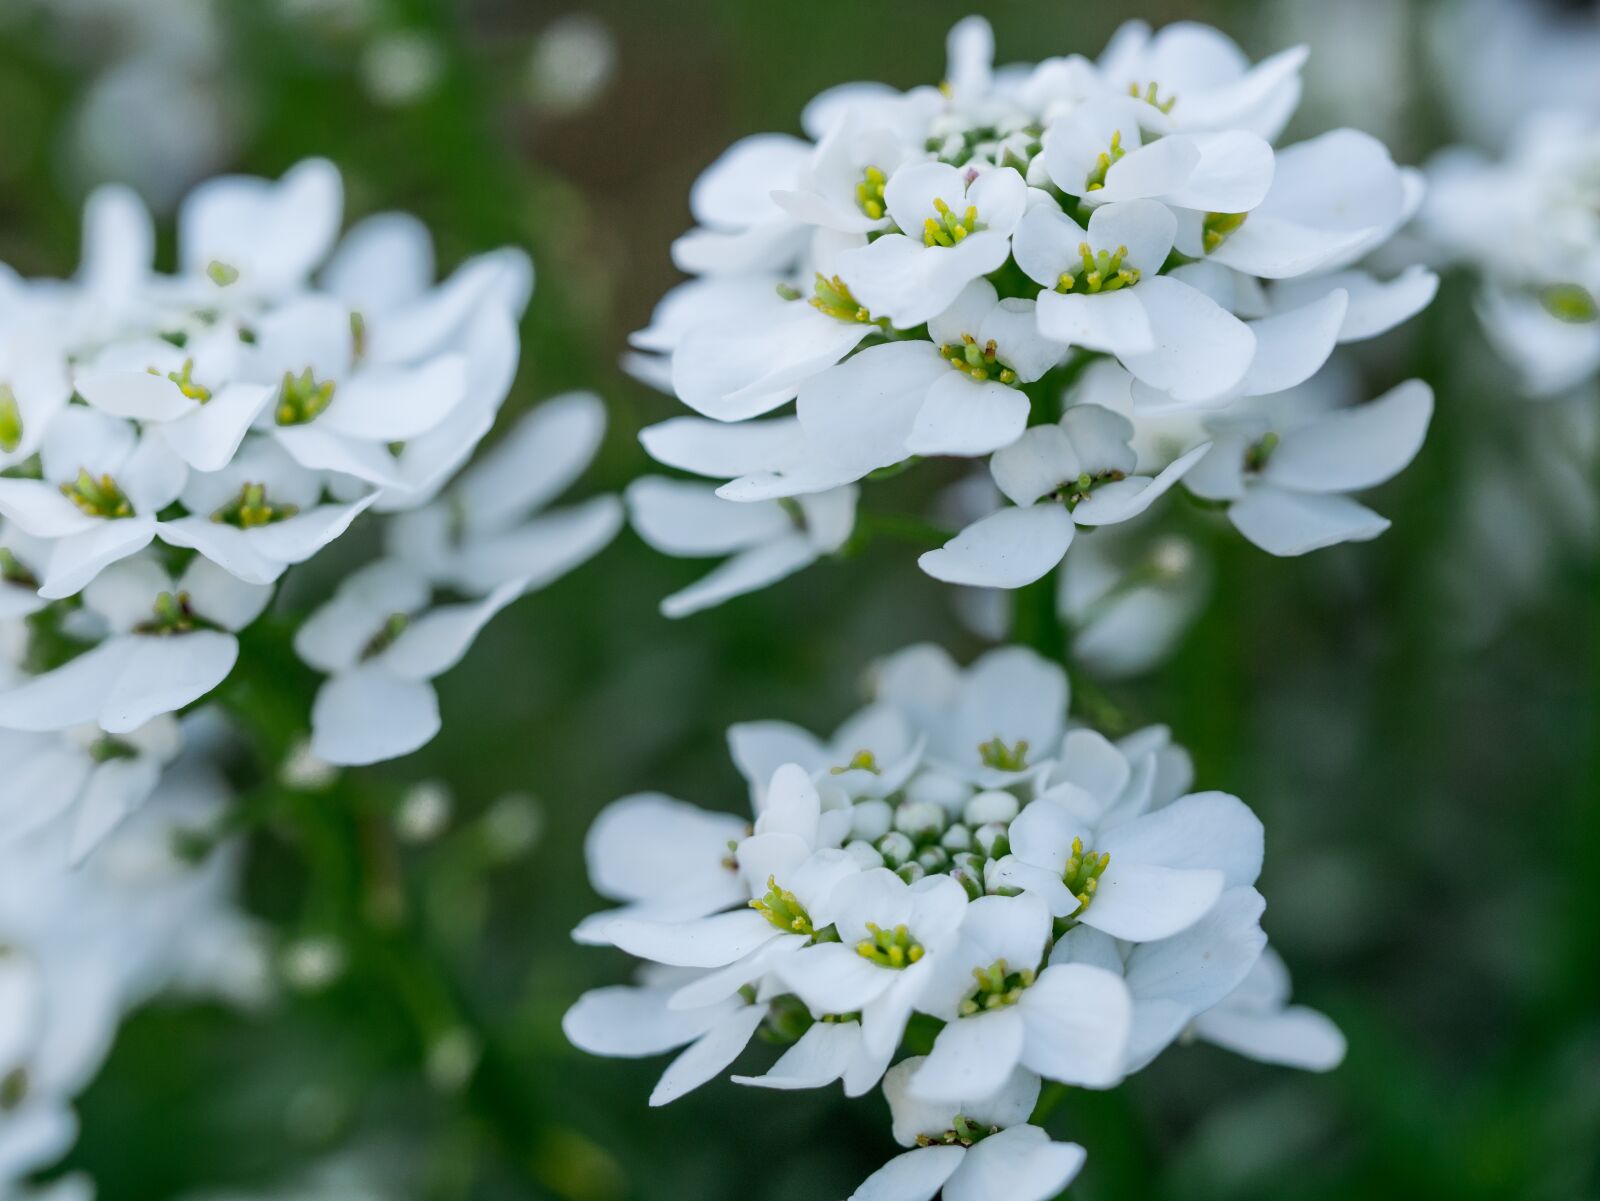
[1057,241,1140,295]
[150,358,211,402]
[1084,129,1127,192]
[89,735,140,763]
[856,922,925,969]
[1541,283,1599,324]
[856,165,888,220]
[207,260,240,287]
[362,612,411,659]
[1202,211,1248,253]
[1129,80,1177,114]
[940,335,1017,384]
[60,469,133,518]
[923,196,981,248]
[1062,836,1110,918]
[750,875,816,936]
[978,736,1029,771]
[915,1115,998,1148]
[1244,431,1280,473]
[810,273,877,324]
[0,547,36,588]
[211,482,300,529]
[1058,469,1129,509]
[0,385,22,454]
[959,958,1035,1015]
[135,591,195,636]
[831,749,880,775]
[276,367,337,426]
[350,311,369,361]
[0,1067,27,1112]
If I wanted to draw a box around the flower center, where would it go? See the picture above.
[1057,242,1141,294]
[915,1115,1000,1148]
[206,260,240,287]
[940,334,1017,384]
[1243,431,1279,474]
[831,749,881,775]
[150,358,211,403]
[0,385,21,454]
[808,273,878,324]
[362,612,411,660]
[0,1067,27,1112]
[134,590,196,636]
[856,166,888,220]
[0,547,36,588]
[60,469,133,518]
[1202,211,1248,253]
[1541,283,1599,323]
[750,875,816,936]
[1061,836,1110,918]
[978,736,1029,771]
[1056,469,1128,509]
[276,368,338,426]
[959,957,1035,1015]
[923,196,982,248]
[89,734,141,762]
[1128,81,1177,114]
[1084,129,1127,192]
[211,482,301,529]
[856,922,925,968]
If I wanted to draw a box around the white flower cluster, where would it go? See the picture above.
[0,734,261,1191]
[0,160,619,860]
[566,645,1343,1200]
[1423,110,1600,397]
[626,17,1436,612]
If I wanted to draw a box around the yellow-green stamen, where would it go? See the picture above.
[810,273,877,324]
[0,386,21,454]
[958,958,1035,1015]
[856,165,888,220]
[1057,242,1141,295]
[149,358,211,403]
[1061,836,1110,918]
[1202,211,1248,254]
[276,368,337,426]
[1128,81,1177,114]
[922,197,982,248]
[59,469,133,518]
[978,736,1029,772]
[210,482,301,529]
[940,334,1017,384]
[855,922,925,969]
[750,875,815,936]
[1084,129,1127,192]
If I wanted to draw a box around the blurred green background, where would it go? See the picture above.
[1,0,1596,1198]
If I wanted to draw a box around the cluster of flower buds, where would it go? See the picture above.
[567,645,1344,1200]
[0,160,620,863]
[625,17,1436,614]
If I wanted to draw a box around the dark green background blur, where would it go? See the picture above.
[1,1,1596,1198]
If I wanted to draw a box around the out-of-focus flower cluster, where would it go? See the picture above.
[567,645,1343,1201]
[626,16,1435,618]
[0,159,620,858]
[1,724,262,1191]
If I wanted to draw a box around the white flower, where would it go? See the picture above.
[845,1058,1085,1201]
[1095,19,1307,140]
[672,135,812,275]
[562,967,768,1107]
[766,869,969,1092]
[627,477,855,618]
[728,699,923,806]
[0,716,182,865]
[0,553,268,735]
[920,404,1208,589]
[386,393,622,597]
[0,408,186,599]
[1059,523,1208,678]
[872,644,1067,787]
[1189,947,1346,1070]
[989,730,1262,941]
[1016,198,1256,402]
[1183,378,1434,555]
[909,891,1133,1099]
[833,164,1028,329]
[293,560,530,766]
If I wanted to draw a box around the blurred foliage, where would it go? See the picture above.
[0,0,1597,1199]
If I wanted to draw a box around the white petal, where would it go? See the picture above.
[319,356,467,442]
[775,942,893,1015]
[1269,267,1438,344]
[1230,485,1389,556]
[732,1020,858,1089]
[1079,862,1224,942]
[835,230,1014,330]
[648,1004,767,1106]
[1036,289,1153,356]
[797,342,946,478]
[1234,289,1348,399]
[1120,277,1255,403]
[627,477,791,555]
[945,1127,1086,1201]
[1195,1004,1346,1071]
[98,630,239,733]
[0,640,135,731]
[919,506,1074,589]
[1264,380,1433,493]
[906,375,1030,458]
[1071,441,1209,526]
[562,985,734,1057]
[911,1008,1026,1101]
[1085,200,1177,274]
[639,416,803,479]
[159,384,275,471]
[991,425,1081,507]
[608,909,778,969]
[0,480,97,539]
[1100,791,1263,888]
[76,372,197,422]
[458,392,606,530]
[661,534,818,618]
[39,518,158,599]
[180,554,274,630]
[383,579,526,681]
[309,662,440,765]
[1124,886,1265,1011]
[1161,131,1275,213]
[849,1148,965,1201]
[1017,963,1132,1086]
